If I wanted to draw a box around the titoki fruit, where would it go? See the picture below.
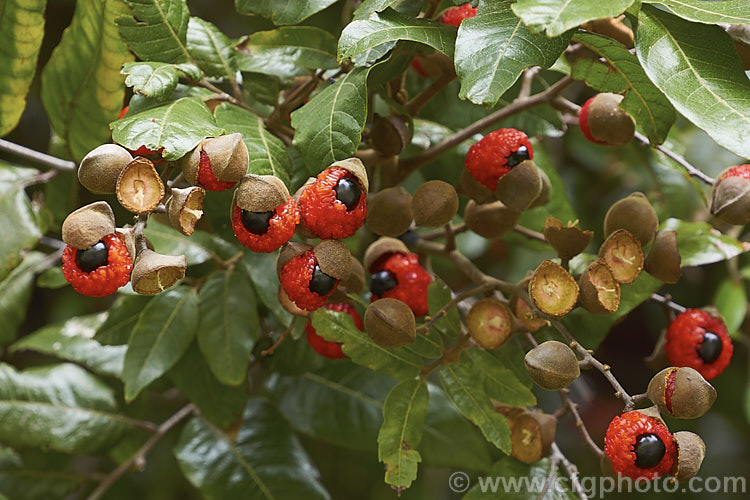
[440,3,477,26]
[542,217,593,261]
[711,164,750,225]
[464,200,520,239]
[369,252,431,317]
[524,340,580,390]
[78,144,133,194]
[279,249,339,311]
[604,192,658,246]
[166,186,205,236]
[645,231,682,284]
[131,249,187,295]
[62,233,133,297]
[647,367,716,419]
[305,303,363,359]
[466,298,513,350]
[364,298,416,348]
[116,157,165,214]
[232,175,299,253]
[528,260,579,317]
[604,410,677,480]
[578,259,620,315]
[464,128,533,191]
[411,180,459,228]
[494,160,544,212]
[298,159,369,239]
[664,309,733,380]
[496,407,557,464]
[365,187,413,237]
[179,134,249,192]
[672,431,706,482]
[598,229,644,284]
[579,93,635,146]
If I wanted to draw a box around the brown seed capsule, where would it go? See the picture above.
[711,169,750,225]
[339,256,365,293]
[464,200,521,239]
[412,180,459,228]
[78,144,133,194]
[543,218,593,261]
[524,340,580,390]
[585,93,635,146]
[363,237,409,273]
[233,174,290,212]
[647,367,716,419]
[314,240,352,281]
[364,298,416,348]
[466,298,513,350]
[529,169,551,208]
[510,296,548,332]
[458,168,496,205]
[276,242,313,276]
[166,187,205,236]
[180,134,249,186]
[529,260,579,317]
[578,259,621,315]
[506,410,557,464]
[598,229,644,284]
[366,187,413,237]
[672,431,706,482]
[131,249,187,295]
[645,230,682,283]
[495,160,543,212]
[278,286,310,318]
[116,158,165,214]
[633,405,666,425]
[62,201,116,250]
[582,17,634,47]
[604,192,658,246]
[115,226,139,261]
[329,157,369,195]
[370,114,411,156]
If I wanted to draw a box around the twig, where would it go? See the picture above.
[559,389,605,459]
[404,74,455,116]
[0,138,76,171]
[514,225,547,243]
[650,293,687,314]
[536,457,559,500]
[397,75,574,179]
[550,443,588,500]
[417,282,496,333]
[633,132,715,185]
[195,80,254,113]
[519,67,541,100]
[261,321,295,357]
[21,170,59,187]
[443,223,456,252]
[86,404,194,500]
[420,223,467,241]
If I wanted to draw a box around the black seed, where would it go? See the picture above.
[698,331,723,363]
[241,209,274,235]
[506,145,530,168]
[634,433,665,468]
[309,265,337,296]
[76,241,108,273]
[370,270,398,296]
[335,177,361,210]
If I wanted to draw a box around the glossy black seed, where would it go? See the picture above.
[76,241,108,273]
[335,177,361,210]
[241,209,274,235]
[370,270,398,296]
[506,145,530,168]
[698,331,723,363]
[309,265,337,296]
[634,433,665,468]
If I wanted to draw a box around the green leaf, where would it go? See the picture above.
[642,0,750,25]
[174,398,330,500]
[197,269,259,386]
[240,252,292,324]
[143,219,216,265]
[235,27,339,79]
[214,104,293,185]
[354,0,424,20]
[661,218,750,267]
[338,9,457,64]
[405,331,444,359]
[490,340,534,389]
[111,97,223,161]
[95,294,153,345]
[40,0,133,162]
[10,313,126,378]
[426,279,461,337]
[455,0,571,107]
[311,308,423,380]
[0,0,45,135]
[378,379,429,489]
[122,62,197,101]
[0,165,42,279]
[571,31,676,144]
[512,0,635,36]
[465,456,577,499]
[291,67,371,174]
[464,348,536,406]
[117,0,192,64]
[170,342,249,429]
[123,286,199,401]
[187,17,238,79]
[636,6,750,159]
[439,354,511,454]
[0,363,130,454]
[0,252,45,346]
[36,266,67,289]
[0,446,80,500]
[714,278,746,338]
[235,0,338,25]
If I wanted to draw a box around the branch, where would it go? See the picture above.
[397,75,574,179]
[550,443,589,500]
[0,138,76,171]
[514,225,546,243]
[420,223,468,241]
[86,404,194,500]
[650,293,687,314]
[404,73,455,116]
[417,282,496,333]
[633,132,715,185]
[559,389,605,459]
[261,321,295,357]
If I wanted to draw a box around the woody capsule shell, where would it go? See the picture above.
[166,186,205,236]
[131,249,187,295]
[116,157,165,214]
[62,201,116,250]
[180,134,248,190]
[494,160,543,212]
[78,144,133,194]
